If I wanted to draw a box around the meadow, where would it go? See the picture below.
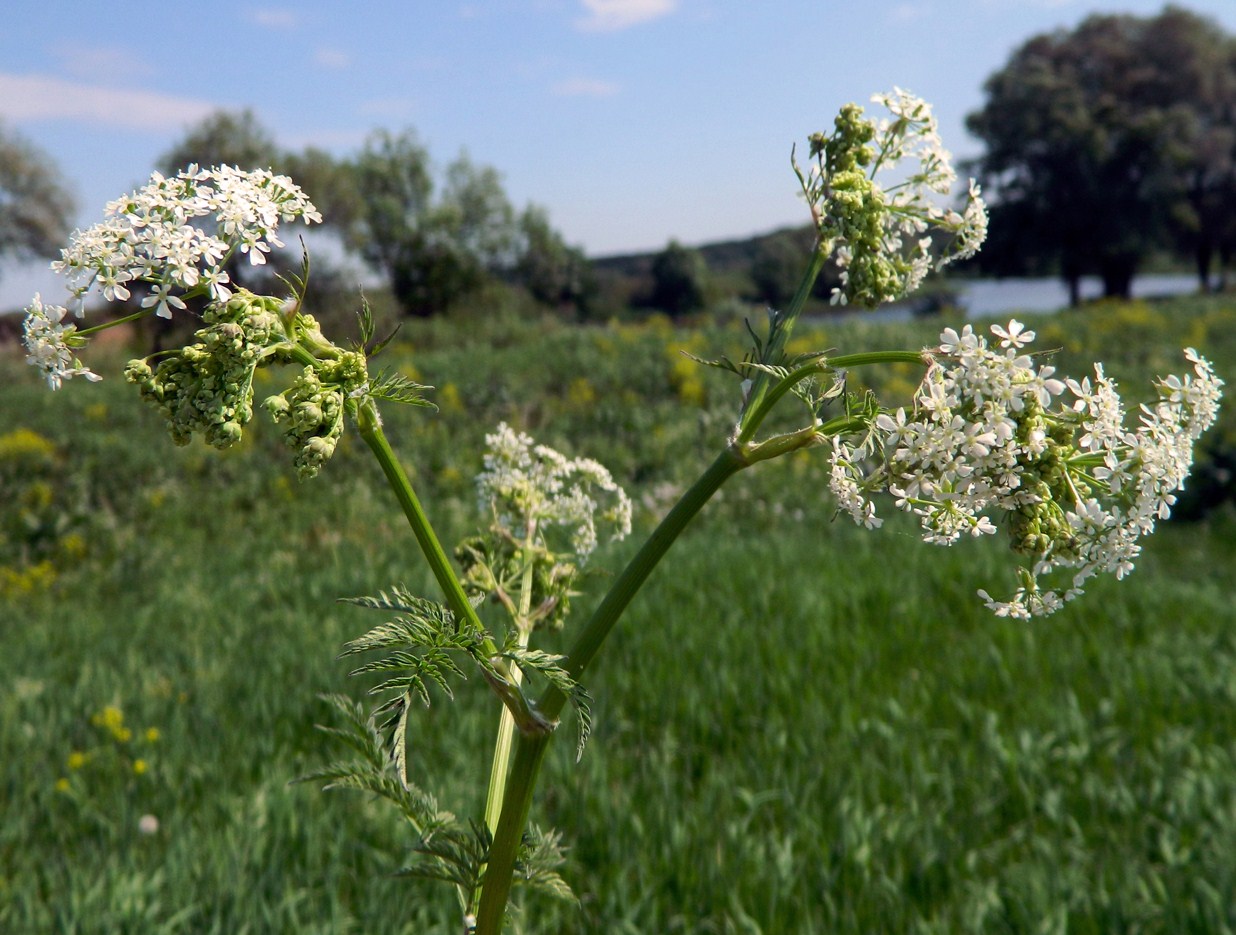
[3,294,1236,934]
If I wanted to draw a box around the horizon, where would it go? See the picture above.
[4,0,1236,312]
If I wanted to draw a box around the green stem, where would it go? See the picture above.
[478,527,539,911]
[356,403,549,730]
[356,400,484,639]
[739,248,826,433]
[473,446,748,934]
[75,308,151,338]
[738,350,928,447]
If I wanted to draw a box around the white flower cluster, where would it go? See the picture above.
[51,164,321,318]
[21,165,321,392]
[798,88,988,308]
[21,294,102,389]
[829,321,1223,618]
[477,423,633,561]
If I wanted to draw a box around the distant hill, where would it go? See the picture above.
[591,224,816,277]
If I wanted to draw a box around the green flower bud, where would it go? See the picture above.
[264,394,290,418]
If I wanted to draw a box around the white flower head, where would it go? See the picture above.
[21,294,102,390]
[477,423,632,561]
[48,165,320,319]
[859,325,1223,618]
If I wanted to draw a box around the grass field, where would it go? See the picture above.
[2,294,1236,933]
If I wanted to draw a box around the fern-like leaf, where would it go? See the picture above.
[502,647,593,760]
[514,825,577,904]
[339,585,441,618]
[396,820,492,894]
[366,369,435,408]
[293,695,448,831]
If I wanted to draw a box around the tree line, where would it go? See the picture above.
[966,4,1236,303]
[3,4,1235,320]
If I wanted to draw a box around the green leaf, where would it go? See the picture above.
[502,647,593,759]
[391,691,411,788]
[356,293,375,347]
[293,694,448,831]
[276,241,312,307]
[514,824,577,904]
[366,369,435,408]
[396,821,491,894]
[339,584,440,617]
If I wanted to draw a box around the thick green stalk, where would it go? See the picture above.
[356,403,550,730]
[478,527,540,911]
[739,247,826,433]
[356,399,485,639]
[473,446,748,934]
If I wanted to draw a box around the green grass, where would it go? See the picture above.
[2,294,1236,933]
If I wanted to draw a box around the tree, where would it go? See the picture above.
[749,228,831,308]
[158,109,281,175]
[161,111,364,231]
[966,6,1236,303]
[513,205,594,314]
[648,239,708,318]
[0,122,76,275]
[1167,25,1236,291]
[346,131,520,316]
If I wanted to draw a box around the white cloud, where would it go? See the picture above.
[358,96,420,121]
[889,3,928,24]
[576,0,677,32]
[246,8,299,29]
[0,73,217,131]
[51,42,154,83]
[314,47,351,70]
[552,76,620,97]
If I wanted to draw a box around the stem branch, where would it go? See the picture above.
[473,446,747,934]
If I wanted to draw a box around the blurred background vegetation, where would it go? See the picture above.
[4,7,1236,333]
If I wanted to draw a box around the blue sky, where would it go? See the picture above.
[4,0,1236,310]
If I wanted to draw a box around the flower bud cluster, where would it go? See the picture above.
[124,292,285,448]
[829,321,1223,618]
[797,88,987,307]
[50,164,320,319]
[264,345,367,480]
[476,423,633,562]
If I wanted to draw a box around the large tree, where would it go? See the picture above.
[648,239,708,318]
[0,122,76,275]
[512,204,594,315]
[158,109,280,175]
[346,131,521,316]
[966,6,1236,303]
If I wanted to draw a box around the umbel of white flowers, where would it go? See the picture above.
[21,164,322,391]
[19,165,375,480]
[795,87,987,308]
[476,422,634,563]
[828,320,1224,619]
